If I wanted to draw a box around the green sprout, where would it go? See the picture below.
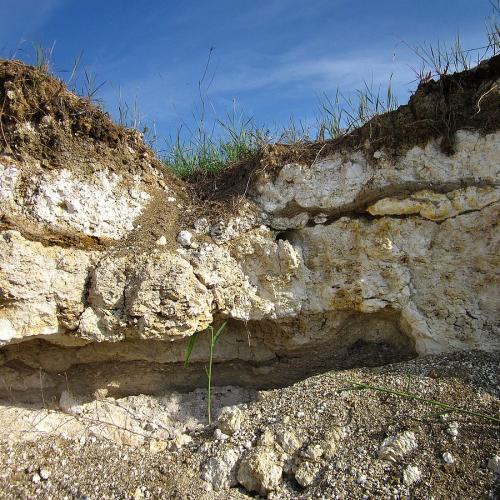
[185,321,227,425]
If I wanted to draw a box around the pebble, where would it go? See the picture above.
[214,429,229,441]
[379,431,418,463]
[302,443,324,460]
[403,465,422,485]
[32,473,41,484]
[442,452,455,464]
[155,236,167,246]
[446,422,459,438]
[357,474,367,485]
[177,230,193,247]
[193,218,210,234]
[217,407,244,436]
[294,460,319,487]
[39,468,50,480]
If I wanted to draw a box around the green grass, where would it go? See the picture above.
[165,106,267,178]
[163,2,499,178]
[14,1,500,179]
[341,380,500,424]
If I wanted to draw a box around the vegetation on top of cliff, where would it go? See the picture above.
[0,2,498,186]
[164,3,499,179]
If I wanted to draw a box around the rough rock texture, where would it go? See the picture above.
[0,351,498,498]
[0,57,499,405]
[378,431,418,462]
[237,446,283,495]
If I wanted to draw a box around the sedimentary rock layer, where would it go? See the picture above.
[0,57,498,398]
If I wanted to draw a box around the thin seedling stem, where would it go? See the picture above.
[207,326,214,425]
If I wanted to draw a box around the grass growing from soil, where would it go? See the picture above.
[164,1,499,178]
[185,321,227,425]
[8,1,499,180]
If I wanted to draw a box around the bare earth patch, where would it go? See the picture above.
[0,350,498,499]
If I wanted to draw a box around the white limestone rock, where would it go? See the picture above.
[201,449,240,491]
[217,406,244,436]
[0,163,18,201]
[254,131,500,215]
[25,169,150,239]
[237,446,283,496]
[403,465,422,485]
[294,460,320,488]
[379,431,418,463]
[177,230,193,247]
[275,429,303,455]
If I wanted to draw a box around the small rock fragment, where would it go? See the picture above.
[302,443,324,461]
[217,406,243,436]
[149,439,168,454]
[275,429,303,454]
[194,218,210,234]
[214,429,229,441]
[488,455,500,475]
[294,461,320,488]
[313,214,328,224]
[446,422,459,438]
[237,446,283,496]
[177,230,193,247]
[321,427,345,459]
[134,486,146,499]
[156,235,167,246]
[201,449,240,491]
[403,465,422,486]
[257,429,275,447]
[357,474,367,485]
[169,433,192,451]
[378,431,418,462]
[442,452,455,464]
[32,473,41,484]
[39,469,50,481]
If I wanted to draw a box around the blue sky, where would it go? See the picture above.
[0,0,496,148]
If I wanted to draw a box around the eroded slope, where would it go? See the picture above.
[0,57,499,401]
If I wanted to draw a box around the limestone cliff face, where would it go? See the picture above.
[0,58,498,398]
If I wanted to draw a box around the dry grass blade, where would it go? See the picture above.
[341,381,500,424]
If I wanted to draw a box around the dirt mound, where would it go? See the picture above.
[0,351,498,498]
[0,60,176,184]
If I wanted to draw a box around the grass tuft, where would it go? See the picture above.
[164,104,267,178]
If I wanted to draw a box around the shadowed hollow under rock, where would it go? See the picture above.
[0,57,498,403]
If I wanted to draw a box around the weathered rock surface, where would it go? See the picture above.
[237,446,283,495]
[0,57,499,404]
[378,431,418,462]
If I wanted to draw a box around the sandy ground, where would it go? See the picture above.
[0,350,499,499]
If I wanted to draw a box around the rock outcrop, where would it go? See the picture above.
[0,56,499,400]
